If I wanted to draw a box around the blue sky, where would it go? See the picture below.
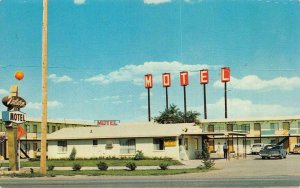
[0,0,300,122]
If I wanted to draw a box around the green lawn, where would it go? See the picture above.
[11,159,182,167]
[49,168,210,176]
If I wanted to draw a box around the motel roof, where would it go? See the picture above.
[47,123,202,140]
[200,115,300,124]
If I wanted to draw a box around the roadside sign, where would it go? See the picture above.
[144,74,153,88]
[200,69,209,84]
[180,71,189,86]
[17,125,27,139]
[162,73,171,87]
[2,111,26,124]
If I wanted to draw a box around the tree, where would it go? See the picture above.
[154,104,200,124]
[69,147,77,160]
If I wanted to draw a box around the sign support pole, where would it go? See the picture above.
[40,0,48,175]
[165,87,168,111]
[6,85,19,171]
[224,82,228,119]
[183,85,187,123]
[147,88,151,122]
[203,84,207,119]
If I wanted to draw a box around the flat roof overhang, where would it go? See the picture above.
[183,132,247,137]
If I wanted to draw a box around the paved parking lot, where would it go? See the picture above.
[183,154,300,179]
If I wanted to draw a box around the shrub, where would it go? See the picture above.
[134,150,144,160]
[69,147,77,160]
[126,162,137,171]
[96,161,108,171]
[202,159,215,169]
[159,163,169,170]
[72,163,81,171]
[47,165,55,171]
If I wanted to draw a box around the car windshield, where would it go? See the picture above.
[253,145,262,147]
[264,145,276,149]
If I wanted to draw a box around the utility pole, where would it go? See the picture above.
[40,0,48,175]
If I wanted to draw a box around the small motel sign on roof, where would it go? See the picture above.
[95,120,120,126]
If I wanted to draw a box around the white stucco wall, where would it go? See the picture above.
[48,137,185,160]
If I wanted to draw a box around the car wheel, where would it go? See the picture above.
[279,155,283,159]
[267,157,271,159]
[262,157,265,159]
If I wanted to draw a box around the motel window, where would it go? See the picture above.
[47,125,49,133]
[58,126,61,130]
[282,122,290,131]
[208,125,214,132]
[52,126,56,133]
[120,139,136,154]
[242,124,250,133]
[298,122,300,129]
[93,140,98,146]
[254,123,261,131]
[33,143,38,151]
[153,138,164,150]
[270,123,279,130]
[57,141,67,153]
[33,125,38,133]
[214,124,225,132]
[227,124,233,132]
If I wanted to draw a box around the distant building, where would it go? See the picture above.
[201,116,300,154]
[0,118,95,160]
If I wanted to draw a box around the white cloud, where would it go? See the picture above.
[49,74,73,83]
[74,0,86,5]
[85,61,219,85]
[144,0,171,4]
[26,101,63,110]
[92,96,120,101]
[92,96,122,104]
[204,98,300,119]
[213,75,300,91]
[0,89,8,95]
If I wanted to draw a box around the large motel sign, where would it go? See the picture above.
[200,69,209,119]
[144,74,153,122]
[221,67,231,118]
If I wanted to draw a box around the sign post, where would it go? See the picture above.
[40,0,49,175]
[2,85,27,171]
[221,67,230,119]
[200,69,209,119]
[180,71,189,123]
[162,73,171,111]
[144,74,153,122]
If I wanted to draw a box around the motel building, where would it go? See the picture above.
[0,116,300,160]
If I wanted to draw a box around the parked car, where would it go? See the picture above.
[259,145,287,159]
[251,143,264,155]
[293,144,300,154]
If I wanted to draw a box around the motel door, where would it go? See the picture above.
[228,139,233,153]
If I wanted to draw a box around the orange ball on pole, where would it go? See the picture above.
[15,71,24,81]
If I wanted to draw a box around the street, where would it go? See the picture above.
[1,155,300,187]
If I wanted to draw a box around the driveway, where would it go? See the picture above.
[179,154,300,178]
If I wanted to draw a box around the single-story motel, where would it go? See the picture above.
[0,116,300,160]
